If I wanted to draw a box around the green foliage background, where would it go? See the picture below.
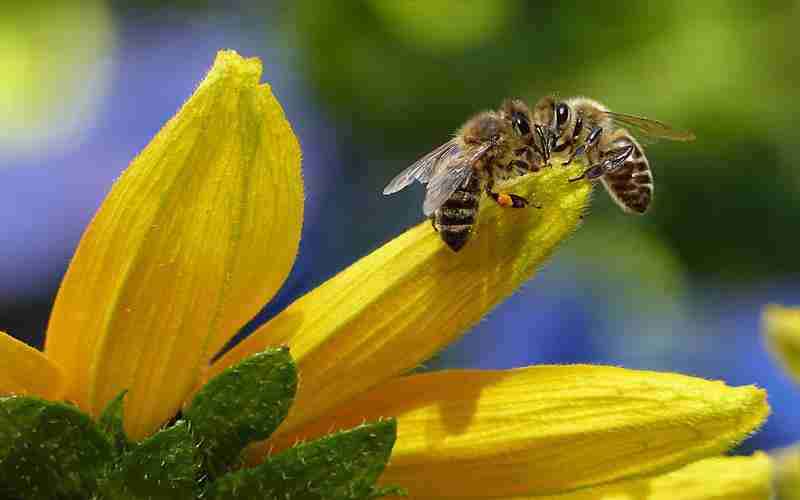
[288,0,799,282]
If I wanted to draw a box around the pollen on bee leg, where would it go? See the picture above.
[497,193,513,207]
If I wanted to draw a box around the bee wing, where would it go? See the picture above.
[383,140,460,195]
[422,161,474,216]
[604,111,696,143]
[421,141,492,216]
[466,141,494,164]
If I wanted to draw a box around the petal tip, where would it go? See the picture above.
[205,49,264,89]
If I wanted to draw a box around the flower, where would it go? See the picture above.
[773,446,800,500]
[532,452,772,500]
[0,50,770,498]
[764,305,800,497]
[763,304,800,384]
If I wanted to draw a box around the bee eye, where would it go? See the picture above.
[555,103,570,129]
[512,112,531,136]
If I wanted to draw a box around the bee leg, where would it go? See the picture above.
[565,115,584,160]
[568,164,603,182]
[548,124,559,151]
[533,124,551,164]
[563,126,603,166]
[507,159,535,175]
[602,145,635,172]
[514,147,545,172]
[486,180,539,209]
[568,144,633,182]
[510,193,539,208]
[491,192,532,208]
[562,144,586,167]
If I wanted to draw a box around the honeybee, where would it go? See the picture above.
[383,99,550,251]
[533,96,695,213]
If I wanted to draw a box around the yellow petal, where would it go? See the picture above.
[0,331,66,400]
[498,453,773,500]
[259,365,768,498]
[773,445,800,500]
[213,159,591,439]
[44,50,302,439]
[763,305,800,383]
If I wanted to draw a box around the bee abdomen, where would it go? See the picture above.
[438,206,477,226]
[439,223,473,252]
[435,178,481,252]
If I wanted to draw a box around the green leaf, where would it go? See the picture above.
[99,420,199,500]
[185,347,297,477]
[98,390,130,453]
[368,485,408,498]
[0,396,113,500]
[207,419,397,500]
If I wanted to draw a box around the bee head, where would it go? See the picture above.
[533,95,575,152]
[532,96,557,130]
[501,99,533,137]
[461,112,507,146]
[554,102,571,133]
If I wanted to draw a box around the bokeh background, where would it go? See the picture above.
[2,1,799,454]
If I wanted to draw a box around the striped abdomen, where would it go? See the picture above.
[601,135,653,214]
[433,175,481,251]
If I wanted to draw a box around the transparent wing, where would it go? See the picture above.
[422,161,473,216]
[604,111,696,142]
[382,140,460,195]
[466,142,493,164]
[420,140,493,215]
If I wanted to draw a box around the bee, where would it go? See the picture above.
[533,96,695,214]
[383,99,550,251]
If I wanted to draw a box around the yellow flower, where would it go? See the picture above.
[0,50,769,497]
[763,306,800,498]
[763,304,800,383]
[44,49,303,439]
[255,366,767,497]
[518,453,772,500]
[773,445,800,500]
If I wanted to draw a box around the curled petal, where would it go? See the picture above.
[260,365,768,498]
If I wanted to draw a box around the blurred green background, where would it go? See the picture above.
[2,0,799,454]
